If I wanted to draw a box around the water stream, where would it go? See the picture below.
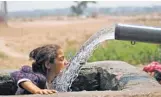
[52,26,115,92]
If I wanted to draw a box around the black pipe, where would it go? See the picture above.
[115,24,161,44]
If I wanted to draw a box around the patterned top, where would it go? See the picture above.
[143,61,161,72]
[10,65,46,95]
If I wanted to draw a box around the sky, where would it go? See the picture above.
[5,1,161,12]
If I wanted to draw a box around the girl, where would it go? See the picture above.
[11,44,68,95]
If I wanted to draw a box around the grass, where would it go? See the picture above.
[65,40,161,65]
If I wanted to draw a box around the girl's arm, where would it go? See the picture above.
[20,81,57,94]
[11,66,57,94]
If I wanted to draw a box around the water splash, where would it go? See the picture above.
[52,26,115,92]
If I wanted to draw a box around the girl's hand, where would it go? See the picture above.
[20,81,57,94]
[34,89,57,94]
[148,72,155,77]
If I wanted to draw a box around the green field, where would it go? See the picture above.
[65,40,161,65]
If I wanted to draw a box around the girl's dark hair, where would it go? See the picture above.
[29,44,61,75]
[154,70,161,82]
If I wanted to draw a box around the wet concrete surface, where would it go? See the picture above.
[2,88,161,97]
[0,61,161,97]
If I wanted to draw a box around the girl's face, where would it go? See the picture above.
[46,48,68,82]
[53,48,68,75]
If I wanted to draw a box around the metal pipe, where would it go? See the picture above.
[115,24,161,44]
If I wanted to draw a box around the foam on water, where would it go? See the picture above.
[52,26,115,92]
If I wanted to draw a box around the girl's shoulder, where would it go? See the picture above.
[11,65,46,84]
[11,65,47,94]
[20,65,33,73]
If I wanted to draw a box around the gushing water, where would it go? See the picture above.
[52,26,115,92]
